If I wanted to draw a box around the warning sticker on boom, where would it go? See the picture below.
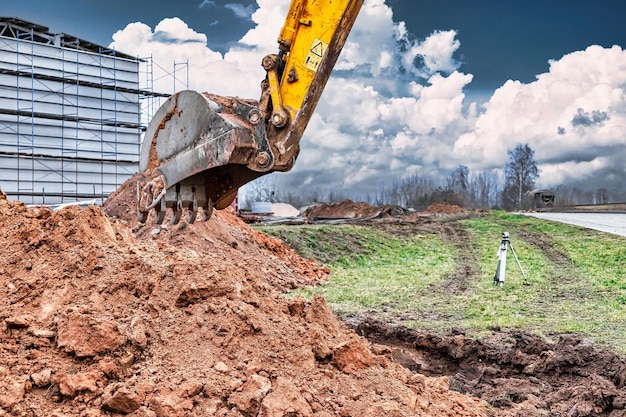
[304,38,328,72]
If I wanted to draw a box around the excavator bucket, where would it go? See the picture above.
[136,0,364,224]
[137,92,271,224]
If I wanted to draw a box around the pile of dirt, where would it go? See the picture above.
[357,320,626,417]
[302,200,407,220]
[103,173,327,291]
[424,203,464,214]
[0,179,489,416]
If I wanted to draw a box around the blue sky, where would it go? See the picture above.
[3,0,626,195]
[390,0,626,90]
[4,1,258,54]
[6,0,625,92]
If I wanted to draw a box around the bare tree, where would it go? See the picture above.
[240,175,276,209]
[397,175,439,209]
[238,165,511,212]
[552,185,626,207]
[468,169,502,209]
[502,143,538,210]
[447,165,469,192]
[446,165,470,206]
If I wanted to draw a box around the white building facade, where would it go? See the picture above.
[0,17,156,205]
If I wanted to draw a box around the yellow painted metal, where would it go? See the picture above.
[278,0,358,121]
[278,0,303,51]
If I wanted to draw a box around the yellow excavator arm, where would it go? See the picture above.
[136,0,364,224]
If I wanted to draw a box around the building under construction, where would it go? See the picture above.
[0,17,166,205]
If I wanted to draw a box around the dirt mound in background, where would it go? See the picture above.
[0,183,489,415]
[424,203,464,214]
[300,200,464,221]
[302,200,408,220]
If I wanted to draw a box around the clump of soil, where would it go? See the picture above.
[0,179,489,416]
[103,173,328,291]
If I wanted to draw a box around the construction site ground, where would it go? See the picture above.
[1,181,625,417]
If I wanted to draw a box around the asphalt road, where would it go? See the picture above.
[523,212,626,238]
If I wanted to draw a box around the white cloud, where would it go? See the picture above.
[402,30,461,78]
[454,45,626,189]
[225,3,256,20]
[334,0,397,76]
[240,0,288,49]
[110,0,626,196]
[110,17,264,97]
[199,0,215,8]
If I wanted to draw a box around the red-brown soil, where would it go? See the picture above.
[0,182,489,416]
[424,203,464,214]
[4,180,624,417]
[301,200,408,220]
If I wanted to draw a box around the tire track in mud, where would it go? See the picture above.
[355,218,484,327]
[366,217,482,294]
[514,228,598,302]
[437,221,481,294]
[516,229,583,284]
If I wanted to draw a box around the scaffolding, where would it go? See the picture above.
[0,17,169,205]
[140,57,189,121]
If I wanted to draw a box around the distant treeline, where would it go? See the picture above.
[242,170,625,212]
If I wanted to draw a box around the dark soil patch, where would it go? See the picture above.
[355,319,626,417]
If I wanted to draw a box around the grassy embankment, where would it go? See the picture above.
[258,211,626,353]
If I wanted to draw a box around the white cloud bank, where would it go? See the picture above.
[455,45,626,189]
[110,0,626,195]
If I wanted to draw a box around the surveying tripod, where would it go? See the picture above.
[493,232,529,287]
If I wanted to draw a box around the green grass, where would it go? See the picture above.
[461,211,626,348]
[259,225,456,316]
[258,212,626,353]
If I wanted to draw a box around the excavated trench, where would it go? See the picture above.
[349,218,626,416]
[353,318,626,417]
